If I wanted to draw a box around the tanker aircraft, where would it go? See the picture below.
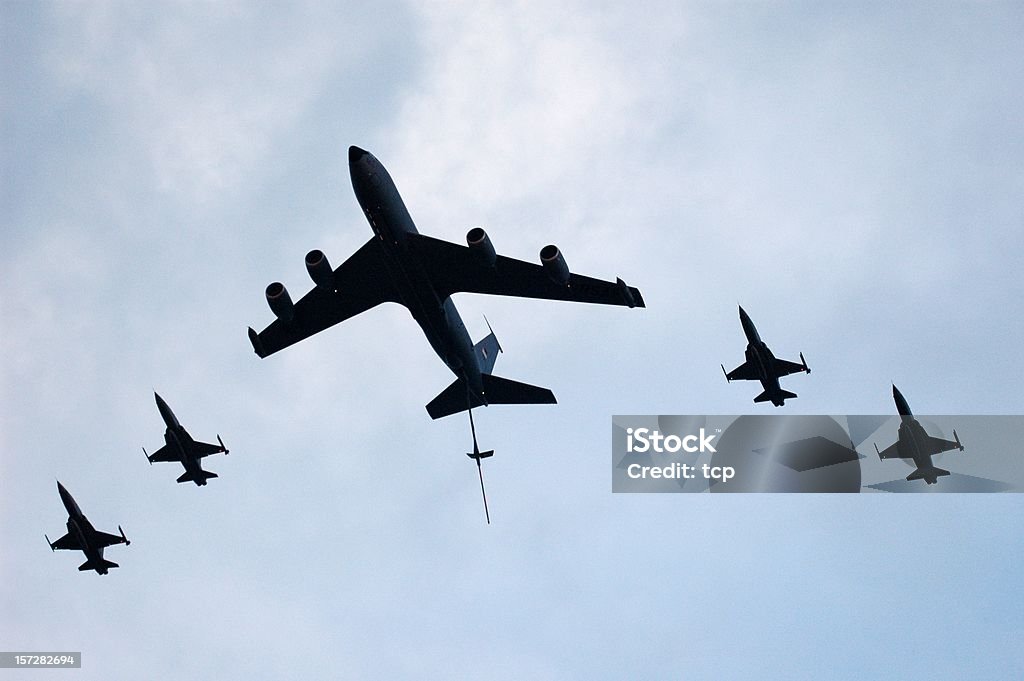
[247,146,644,422]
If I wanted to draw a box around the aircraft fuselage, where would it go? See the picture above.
[896,419,939,475]
[156,393,206,478]
[57,483,110,574]
[739,308,785,400]
[349,147,484,399]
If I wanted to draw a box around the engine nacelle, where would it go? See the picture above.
[540,244,570,286]
[305,249,335,290]
[467,227,496,267]
[266,282,295,323]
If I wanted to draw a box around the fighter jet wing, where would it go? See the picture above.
[725,360,760,382]
[875,441,902,460]
[927,436,962,455]
[92,530,128,548]
[773,358,808,377]
[249,238,402,358]
[49,532,82,551]
[147,444,178,463]
[409,234,645,307]
[190,440,225,458]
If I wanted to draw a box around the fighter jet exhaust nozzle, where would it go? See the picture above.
[305,250,336,291]
[266,282,295,323]
[540,244,570,286]
[467,227,497,268]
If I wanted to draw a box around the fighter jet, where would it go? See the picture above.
[144,392,228,486]
[247,146,644,421]
[721,306,810,406]
[874,384,964,484]
[46,481,130,575]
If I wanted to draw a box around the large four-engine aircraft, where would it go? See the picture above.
[144,392,228,486]
[721,306,810,407]
[247,146,645,420]
[46,481,130,575]
[874,384,964,485]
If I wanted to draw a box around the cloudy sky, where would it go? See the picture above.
[2,2,1022,678]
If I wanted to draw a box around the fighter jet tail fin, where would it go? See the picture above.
[79,558,119,572]
[426,375,556,420]
[176,470,218,485]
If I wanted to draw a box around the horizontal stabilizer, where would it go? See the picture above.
[907,467,950,483]
[79,559,119,572]
[426,374,556,420]
[754,389,797,404]
[176,470,219,485]
[427,378,486,420]
[480,373,557,408]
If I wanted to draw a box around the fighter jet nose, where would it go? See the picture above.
[348,146,368,164]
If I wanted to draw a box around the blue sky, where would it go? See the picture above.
[2,2,1022,679]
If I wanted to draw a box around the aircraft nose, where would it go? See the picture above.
[348,146,369,164]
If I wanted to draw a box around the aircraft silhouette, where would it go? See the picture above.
[874,385,964,484]
[721,306,810,406]
[46,481,129,575]
[247,146,644,421]
[144,393,228,486]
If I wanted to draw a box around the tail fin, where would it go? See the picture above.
[79,558,119,572]
[754,389,797,405]
[426,375,556,420]
[473,319,502,375]
[176,470,218,485]
[907,467,950,484]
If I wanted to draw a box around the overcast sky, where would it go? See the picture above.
[2,2,1022,679]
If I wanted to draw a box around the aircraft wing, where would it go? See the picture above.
[927,436,962,455]
[49,532,82,551]
[191,440,225,458]
[725,360,760,382]
[147,444,178,463]
[92,530,128,548]
[249,238,401,358]
[409,234,645,307]
[876,441,902,460]
[773,358,808,377]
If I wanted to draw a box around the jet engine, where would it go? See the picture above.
[540,244,570,286]
[266,282,295,323]
[467,227,496,267]
[305,249,335,291]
